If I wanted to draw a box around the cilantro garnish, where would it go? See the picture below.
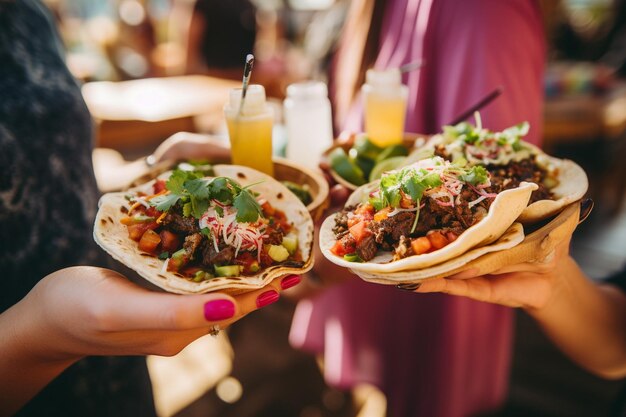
[458,166,489,186]
[150,169,264,223]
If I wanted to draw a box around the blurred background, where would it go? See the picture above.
[44,0,626,415]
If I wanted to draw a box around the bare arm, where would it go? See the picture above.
[93,132,230,192]
[407,241,626,379]
[0,267,299,416]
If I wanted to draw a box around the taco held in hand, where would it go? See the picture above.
[94,166,313,294]
[416,118,588,222]
[320,156,537,274]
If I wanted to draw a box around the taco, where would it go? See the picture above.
[94,165,314,294]
[410,119,587,223]
[319,156,537,273]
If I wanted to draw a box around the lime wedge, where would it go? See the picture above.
[353,134,383,161]
[369,156,407,181]
[329,148,366,186]
[376,144,409,162]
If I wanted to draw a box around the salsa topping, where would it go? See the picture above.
[121,169,302,281]
[332,157,501,262]
[433,118,555,204]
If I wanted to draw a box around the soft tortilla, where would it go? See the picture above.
[351,222,524,283]
[518,150,587,223]
[319,181,537,274]
[94,165,314,294]
[409,138,588,224]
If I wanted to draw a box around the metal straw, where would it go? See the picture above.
[238,53,255,116]
[448,86,503,125]
[399,60,425,73]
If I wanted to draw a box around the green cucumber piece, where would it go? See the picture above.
[214,265,242,277]
[281,234,298,255]
[268,245,290,262]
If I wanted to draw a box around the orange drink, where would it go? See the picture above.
[224,85,274,176]
[362,69,408,147]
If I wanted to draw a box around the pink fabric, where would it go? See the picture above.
[291,1,545,416]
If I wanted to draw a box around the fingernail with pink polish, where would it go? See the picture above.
[281,275,301,290]
[204,299,235,321]
[256,290,280,308]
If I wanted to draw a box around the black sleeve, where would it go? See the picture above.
[604,267,626,294]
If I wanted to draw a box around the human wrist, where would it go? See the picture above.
[17,278,85,364]
[523,255,578,318]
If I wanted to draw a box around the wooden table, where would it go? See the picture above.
[82,75,239,152]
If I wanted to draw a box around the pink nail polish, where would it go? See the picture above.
[256,290,280,308]
[280,275,301,290]
[204,299,235,321]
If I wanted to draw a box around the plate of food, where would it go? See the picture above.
[319,156,537,274]
[94,165,314,294]
[415,117,588,223]
[324,132,428,189]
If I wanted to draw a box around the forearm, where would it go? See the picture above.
[526,256,626,379]
[0,293,79,416]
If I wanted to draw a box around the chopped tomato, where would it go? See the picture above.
[261,201,276,217]
[127,222,158,241]
[138,229,161,253]
[355,203,375,217]
[145,206,161,218]
[259,248,274,268]
[330,236,356,257]
[160,230,182,253]
[427,231,449,250]
[349,221,371,244]
[374,207,391,223]
[411,237,432,255]
[153,179,167,194]
[446,231,459,242]
[235,252,261,274]
[180,266,204,278]
[399,192,413,209]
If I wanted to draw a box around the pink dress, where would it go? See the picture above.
[290,1,545,416]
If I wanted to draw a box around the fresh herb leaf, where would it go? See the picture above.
[151,193,181,212]
[201,227,211,238]
[158,251,170,260]
[191,196,209,219]
[182,202,192,217]
[233,189,263,223]
[184,178,210,199]
[459,165,489,185]
[165,169,189,194]
[209,177,235,204]
[379,173,402,208]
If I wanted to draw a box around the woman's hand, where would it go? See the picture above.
[399,238,573,311]
[25,267,299,358]
[0,267,300,414]
[150,132,230,165]
[398,239,626,379]
[94,132,231,192]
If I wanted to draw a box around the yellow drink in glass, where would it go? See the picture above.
[224,85,274,176]
[364,94,407,147]
[362,69,409,147]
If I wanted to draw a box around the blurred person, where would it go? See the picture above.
[290,0,546,416]
[185,0,257,78]
[0,1,296,416]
